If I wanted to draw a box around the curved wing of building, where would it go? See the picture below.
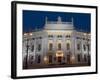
[23,16,91,69]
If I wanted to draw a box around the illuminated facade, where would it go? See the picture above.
[23,17,91,68]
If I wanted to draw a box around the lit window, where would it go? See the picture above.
[58,43,61,50]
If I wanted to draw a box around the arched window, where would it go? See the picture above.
[49,43,53,51]
[58,43,61,50]
[77,43,80,50]
[66,43,70,50]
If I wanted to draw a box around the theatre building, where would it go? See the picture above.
[22,17,91,69]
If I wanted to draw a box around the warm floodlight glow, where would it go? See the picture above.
[71,55,75,64]
[44,56,48,62]
[24,33,27,36]
[71,55,75,60]
[46,30,72,35]
[56,51,64,57]
[29,33,33,36]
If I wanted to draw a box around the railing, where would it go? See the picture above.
[47,21,73,24]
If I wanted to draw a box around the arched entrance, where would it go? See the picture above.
[56,51,64,64]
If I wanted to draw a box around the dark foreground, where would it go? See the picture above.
[23,63,90,69]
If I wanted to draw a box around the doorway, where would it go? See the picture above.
[67,55,70,64]
[48,55,52,63]
[56,51,64,64]
[57,56,62,63]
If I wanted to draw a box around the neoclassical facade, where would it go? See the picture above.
[23,17,91,68]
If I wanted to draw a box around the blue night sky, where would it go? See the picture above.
[23,10,91,32]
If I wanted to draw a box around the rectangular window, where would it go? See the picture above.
[83,44,86,51]
[31,45,34,52]
[87,44,90,51]
[77,44,80,50]
[58,43,61,50]
[38,44,41,51]
[66,43,70,50]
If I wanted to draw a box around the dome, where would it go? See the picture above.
[44,16,74,30]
